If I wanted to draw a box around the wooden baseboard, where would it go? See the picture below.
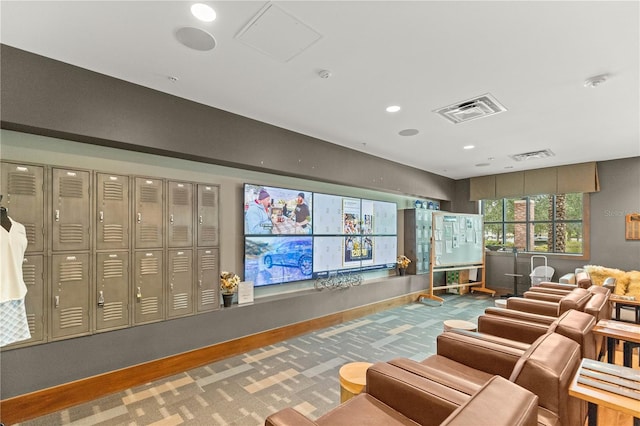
[0,292,421,425]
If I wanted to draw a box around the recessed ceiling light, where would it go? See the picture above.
[463,145,475,150]
[386,105,401,113]
[475,163,490,167]
[398,129,419,136]
[191,3,216,22]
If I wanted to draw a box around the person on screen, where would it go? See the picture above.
[294,192,310,231]
[246,189,274,234]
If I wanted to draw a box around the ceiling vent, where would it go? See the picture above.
[510,149,555,162]
[434,93,507,124]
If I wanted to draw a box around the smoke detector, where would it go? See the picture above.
[510,149,555,162]
[318,69,332,79]
[584,74,608,88]
[434,93,507,124]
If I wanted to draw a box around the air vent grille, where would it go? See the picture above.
[510,149,555,162]
[434,93,507,124]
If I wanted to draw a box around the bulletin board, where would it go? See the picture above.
[418,212,494,303]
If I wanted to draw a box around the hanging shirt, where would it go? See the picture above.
[1,217,28,302]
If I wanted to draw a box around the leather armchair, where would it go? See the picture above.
[265,363,539,426]
[394,331,584,426]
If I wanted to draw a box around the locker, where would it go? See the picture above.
[51,253,91,340]
[167,249,193,318]
[197,248,219,312]
[197,184,219,247]
[95,252,130,332]
[96,173,129,250]
[168,181,193,247]
[134,177,163,249]
[133,250,164,324]
[0,162,45,252]
[52,168,91,252]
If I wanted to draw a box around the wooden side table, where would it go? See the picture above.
[443,319,477,332]
[592,319,640,367]
[569,358,640,426]
[338,362,373,403]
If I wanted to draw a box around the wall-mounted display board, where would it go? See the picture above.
[417,212,495,303]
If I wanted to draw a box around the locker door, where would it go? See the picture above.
[133,250,164,324]
[52,168,91,252]
[197,184,219,247]
[51,253,90,340]
[167,249,193,318]
[1,162,45,252]
[197,248,219,313]
[96,173,129,250]
[134,178,163,249]
[95,252,130,332]
[168,181,193,247]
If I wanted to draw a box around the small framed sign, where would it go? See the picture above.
[626,213,640,240]
[238,281,255,305]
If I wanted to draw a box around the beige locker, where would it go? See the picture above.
[133,250,164,324]
[51,253,91,340]
[96,173,129,250]
[197,248,219,313]
[52,168,91,252]
[168,181,193,247]
[134,177,163,249]
[95,252,130,332]
[197,184,219,247]
[1,162,45,252]
[167,249,194,318]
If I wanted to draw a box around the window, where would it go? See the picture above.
[481,193,585,254]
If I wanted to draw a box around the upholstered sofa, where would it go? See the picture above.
[477,308,597,359]
[265,362,539,426]
[397,330,584,426]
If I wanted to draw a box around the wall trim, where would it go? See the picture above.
[0,291,423,425]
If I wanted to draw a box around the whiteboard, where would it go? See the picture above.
[432,212,484,267]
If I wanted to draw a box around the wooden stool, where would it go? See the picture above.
[443,319,477,332]
[338,362,373,403]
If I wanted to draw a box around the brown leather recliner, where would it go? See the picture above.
[477,308,597,359]
[390,331,584,426]
[506,287,592,317]
[264,362,539,426]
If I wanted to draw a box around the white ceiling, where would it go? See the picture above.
[1,1,639,179]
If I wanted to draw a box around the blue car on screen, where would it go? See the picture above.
[262,239,313,276]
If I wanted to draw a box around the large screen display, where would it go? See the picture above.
[244,184,397,286]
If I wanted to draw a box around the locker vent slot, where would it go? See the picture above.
[24,223,37,245]
[59,262,84,281]
[172,256,190,273]
[103,224,124,242]
[103,259,124,278]
[172,188,189,205]
[173,293,189,310]
[202,226,218,241]
[140,258,159,274]
[140,186,159,203]
[59,224,85,244]
[172,225,189,242]
[140,225,159,242]
[59,307,84,328]
[201,192,216,207]
[141,297,159,315]
[201,254,217,269]
[201,289,217,305]
[8,172,36,195]
[103,181,124,200]
[59,176,84,198]
[102,302,124,321]
[27,313,36,334]
[22,264,36,286]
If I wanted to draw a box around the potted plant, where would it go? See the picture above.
[397,255,411,276]
[220,271,240,307]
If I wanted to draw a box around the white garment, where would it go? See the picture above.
[1,217,28,302]
[0,299,31,346]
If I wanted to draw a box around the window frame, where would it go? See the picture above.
[480,193,590,260]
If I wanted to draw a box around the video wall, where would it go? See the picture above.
[244,184,397,287]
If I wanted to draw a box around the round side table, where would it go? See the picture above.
[443,319,477,332]
[338,362,373,403]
